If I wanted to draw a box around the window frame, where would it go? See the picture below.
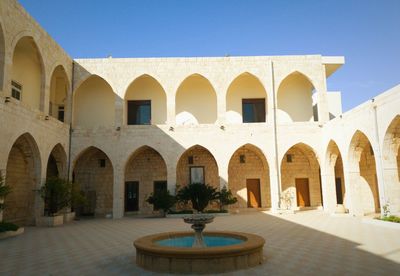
[242,98,266,123]
[11,80,22,101]
[127,100,152,125]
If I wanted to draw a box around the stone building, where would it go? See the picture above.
[0,0,399,225]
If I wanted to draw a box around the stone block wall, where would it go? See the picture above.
[228,146,271,208]
[281,146,322,208]
[125,147,167,214]
[74,149,113,217]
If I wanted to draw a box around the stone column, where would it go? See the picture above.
[112,164,124,219]
[320,160,337,213]
[268,157,280,213]
[167,163,177,195]
[166,91,175,125]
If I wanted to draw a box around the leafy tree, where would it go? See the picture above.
[146,189,176,217]
[176,183,218,213]
[40,177,72,216]
[217,186,237,211]
[0,173,11,213]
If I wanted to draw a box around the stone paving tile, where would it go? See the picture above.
[0,210,399,275]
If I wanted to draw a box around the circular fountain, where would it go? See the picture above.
[134,214,265,274]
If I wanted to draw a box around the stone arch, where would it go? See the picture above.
[325,140,347,212]
[11,36,45,111]
[73,75,116,128]
[382,115,400,213]
[348,130,380,215]
[277,71,316,123]
[176,145,219,189]
[46,143,67,179]
[175,74,217,125]
[124,74,167,125]
[124,146,167,214]
[280,143,322,209]
[228,144,271,209]
[72,146,113,217]
[3,133,41,226]
[226,73,268,124]
[0,22,5,91]
[49,65,69,122]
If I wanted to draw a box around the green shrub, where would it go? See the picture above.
[0,173,11,212]
[146,189,176,216]
[379,215,400,223]
[0,222,19,232]
[216,186,237,211]
[40,178,72,216]
[176,183,218,213]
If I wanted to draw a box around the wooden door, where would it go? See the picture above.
[125,181,139,212]
[246,179,261,208]
[295,178,310,207]
[335,178,343,204]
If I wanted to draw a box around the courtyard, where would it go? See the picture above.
[0,211,399,275]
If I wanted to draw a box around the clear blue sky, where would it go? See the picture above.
[19,0,400,111]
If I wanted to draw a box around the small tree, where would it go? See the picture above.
[40,177,71,216]
[217,186,237,211]
[0,173,11,217]
[146,189,176,217]
[71,182,87,213]
[176,183,218,213]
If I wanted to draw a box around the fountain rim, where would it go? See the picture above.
[134,231,265,258]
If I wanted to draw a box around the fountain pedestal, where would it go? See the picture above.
[183,214,214,248]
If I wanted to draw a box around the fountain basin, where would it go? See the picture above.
[134,231,265,274]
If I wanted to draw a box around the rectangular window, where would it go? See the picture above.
[286,154,293,163]
[99,159,106,168]
[242,98,265,123]
[127,100,151,125]
[11,80,22,100]
[190,166,204,184]
[58,106,65,122]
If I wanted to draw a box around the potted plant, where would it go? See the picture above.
[37,177,72,227]
[0,173,24,239]
[216,186,237,212]
[146,189,176,217]
[176,183,218,213]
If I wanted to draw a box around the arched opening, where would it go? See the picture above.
[277,72,316,123]
[125,75,167,125]
[46,144,67,179]
[49,65,69,122]
[280,143,322,209]
[0,23,5,91]
[73,76,115,128]
[175,74,217,125]
[176,145,219,189]
[228,144,271,209]
[124,146,167,214]
[325,140,347,212]
[11,36,44,110]
[226,73,268,124]
[4,133,41,226]
[382,115,400,213]
[72,147,113,217]
[348,131,380,215]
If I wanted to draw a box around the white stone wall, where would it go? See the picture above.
[0,0,399,223]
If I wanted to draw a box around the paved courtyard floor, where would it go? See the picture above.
[0,210,399,275]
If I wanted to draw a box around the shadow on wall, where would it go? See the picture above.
[71,63,257,216]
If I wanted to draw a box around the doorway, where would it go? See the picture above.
[125,181,139,212]
[335,178,343,204]
[246,179,261,208]
[295,178,310,207]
